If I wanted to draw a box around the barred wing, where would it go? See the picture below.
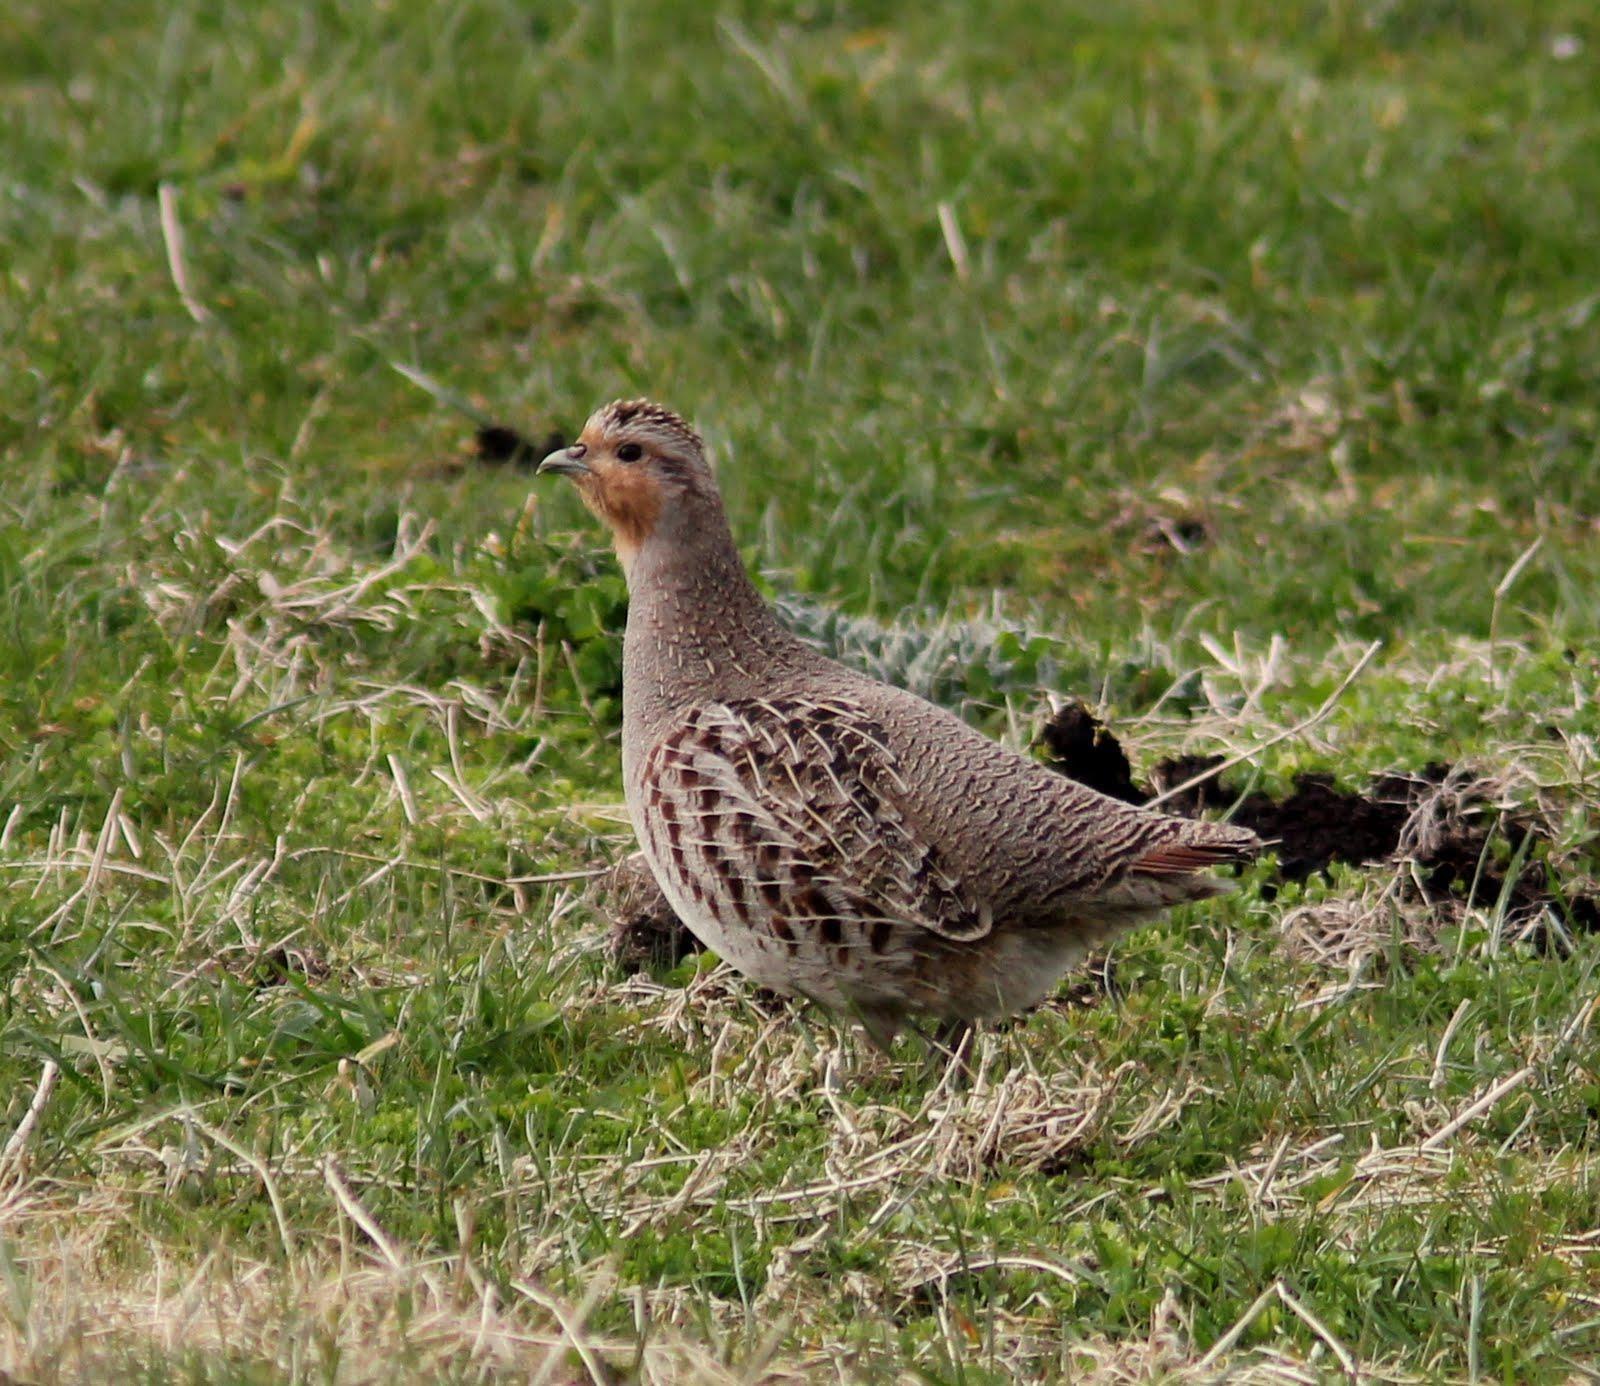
[637,696,993,947]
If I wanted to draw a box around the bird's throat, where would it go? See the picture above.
[621,515,802,735]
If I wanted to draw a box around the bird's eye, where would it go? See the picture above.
[616,442,644,463]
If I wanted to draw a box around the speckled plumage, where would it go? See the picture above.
[541,400,1260,1048]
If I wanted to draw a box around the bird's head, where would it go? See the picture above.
[538,399,715,573]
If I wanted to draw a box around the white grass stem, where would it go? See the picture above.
[0,803,22,853]
[515,1277,610,1386]
[387,359,496,428]
[324,1158,406,1272]
[1197,1280,1279,1367]
[1421,1064,1535,1151]
[0,1060,61,1187]
[1276,1281,1359,1378]
[190,1116,297,1261]
[1488,535,1543,693]
[1429,999,1472,1092]
[1147,640,1383,808]
[387,755,420,826]
[1424,994,1596,1151]
[936,202,971,284]
[157,182,212,324]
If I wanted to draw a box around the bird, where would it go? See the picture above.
[539,399,1260,1056]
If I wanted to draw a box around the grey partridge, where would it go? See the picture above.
[540,400,1259,1051]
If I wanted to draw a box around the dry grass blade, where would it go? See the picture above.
[156,181,211,324]
[1147,641,1382,809]
[0,1060,60,1189]
[324,1158,407,1272]
[1197,1282,1281,1368]
[1274,1282,1359,1379]
[514,1277,610,1386]
[1423,991,1599,1151]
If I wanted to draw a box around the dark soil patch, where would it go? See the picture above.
[1035,700,1143,804]
[1149,756,1424,881]
[1041,703,1599,940]
[1137,513,1212,556]
[474,423,567,467]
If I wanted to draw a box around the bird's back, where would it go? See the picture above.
[746,652,1256,926]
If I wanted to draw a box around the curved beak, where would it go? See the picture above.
[537,446,592,477]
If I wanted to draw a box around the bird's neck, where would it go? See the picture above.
[620,500,810,740]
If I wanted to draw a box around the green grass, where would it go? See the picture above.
[3,0,1599,1379]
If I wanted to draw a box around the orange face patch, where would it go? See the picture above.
[578,461,663,565]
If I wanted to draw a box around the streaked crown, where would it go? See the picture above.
[586,399,705,460]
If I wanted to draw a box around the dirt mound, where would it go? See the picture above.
[1041,702,1598,939]
[1035,700,1144,804]
[1148,756,1421,881]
